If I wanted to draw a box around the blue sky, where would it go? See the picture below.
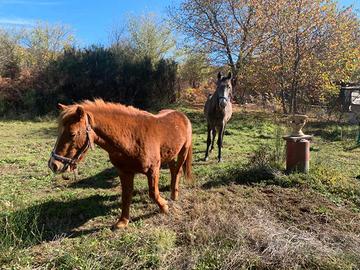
[0,0,358,46]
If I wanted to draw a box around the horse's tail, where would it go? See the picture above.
[183,142,193,183]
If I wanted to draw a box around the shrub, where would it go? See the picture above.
[0,46,179,116]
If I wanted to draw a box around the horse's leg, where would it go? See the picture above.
[169,146,188,200]
[210,128,216,153]
[205,124,212,161]
[217,124,225,162]
[221,124,226,147]
[169,160,180,200]
[113,171,134,229]
[147,167,169,214]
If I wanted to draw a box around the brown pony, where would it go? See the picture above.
[48,99,192,229]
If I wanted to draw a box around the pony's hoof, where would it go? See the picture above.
[204,157,209,162]
[160,204,169,214]
[218,158,222,163]
[171,193,178,201]
[112,219,129,230]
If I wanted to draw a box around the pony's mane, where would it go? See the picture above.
[59,99,152,124]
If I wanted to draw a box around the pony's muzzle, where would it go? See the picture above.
[48,157,65,174]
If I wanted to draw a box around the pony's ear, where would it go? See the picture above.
[87,112,95,127]
[217,72,222,80]
[227,72,232,79]
[57,103,67,111]
[76,106,85,118]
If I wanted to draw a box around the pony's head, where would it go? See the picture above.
[48,103,95,174]
[216,72,233,109]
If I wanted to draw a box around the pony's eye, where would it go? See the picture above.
[70,133,76,138]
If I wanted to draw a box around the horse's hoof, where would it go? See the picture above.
[204,157,209,162]
[218,158,222,163]
[171,193,178,201]
[112,219,129,230]
[160,204,169,214]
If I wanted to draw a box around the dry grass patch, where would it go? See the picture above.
[142,185,360,269]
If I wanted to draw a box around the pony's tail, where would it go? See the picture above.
[183,142,193,183]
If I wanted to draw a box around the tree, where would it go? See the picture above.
[110,14,176,62]
[0,29,22,79]
[169,0,272,93]
[22,22,75,71]
[253,0,360,113]
[179,52,212,88]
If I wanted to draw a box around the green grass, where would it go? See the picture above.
[1,106,360,269]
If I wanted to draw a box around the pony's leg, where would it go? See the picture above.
[169,160,179,200]
[147,167,169,214]
[205,124,212,161]
[113,171,134,229]
[210,128,216,153]
[217,124,225,162]
[169,146,188,200]
[220,124,226,147]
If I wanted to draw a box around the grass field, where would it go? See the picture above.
[1,104,360,269]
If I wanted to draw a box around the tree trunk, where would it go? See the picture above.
[230,64,242,103]
[290,0,303,114]
[293,88,298,113]
[280,89,288,114]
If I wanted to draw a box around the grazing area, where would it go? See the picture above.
[0,0,358,268]
[1,103,360,269]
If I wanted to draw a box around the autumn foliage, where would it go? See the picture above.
[170,0,360,113]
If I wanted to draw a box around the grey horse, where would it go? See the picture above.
[204,72,233,162]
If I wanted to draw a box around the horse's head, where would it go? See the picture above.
[216,71,232,109]
[48,103,95,174]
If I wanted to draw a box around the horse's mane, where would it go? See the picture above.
[59,99,152,124]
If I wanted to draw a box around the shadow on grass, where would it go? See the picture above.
[133,185,170,196]
[69,167,119,189]
[69,167,170,194]
[132,211,159,222]
[0,194,120,248]
[306,121,357,142]
[202,165,277,189]
[0,181,173,248]
[344,144,360,151]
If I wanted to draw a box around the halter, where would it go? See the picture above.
[217,95,229,102]
[50,114,94,173]
[216,86,231,103]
